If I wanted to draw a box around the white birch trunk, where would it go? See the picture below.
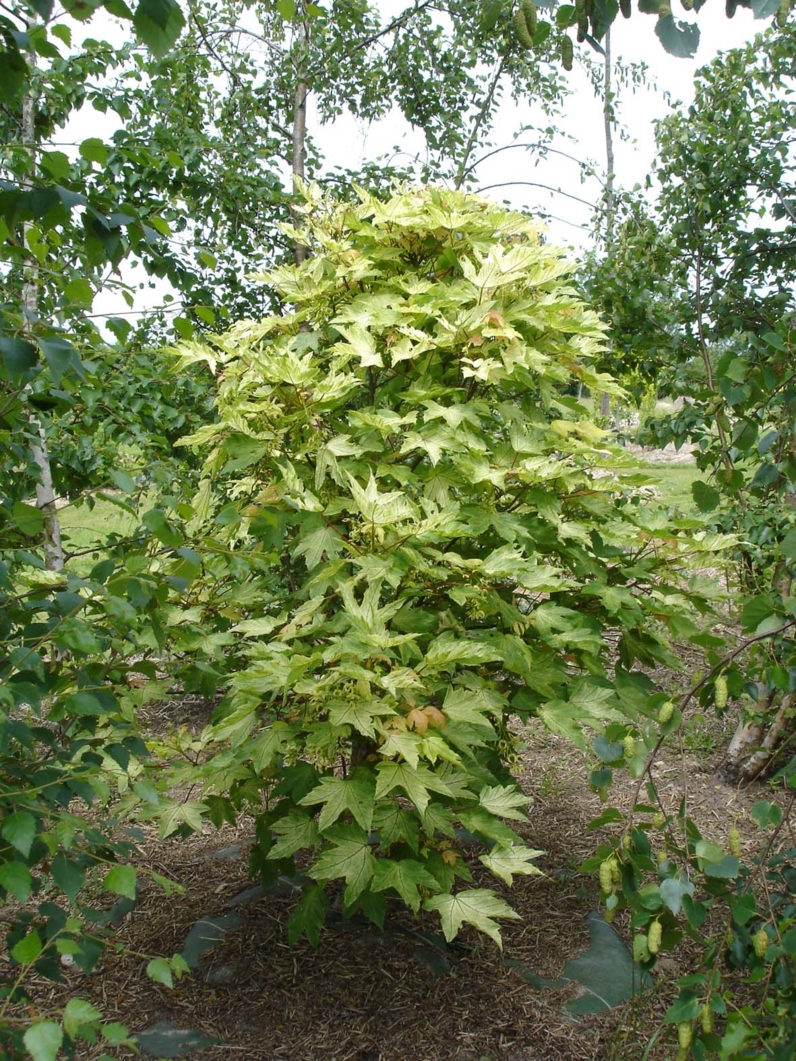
[22,77,63,571]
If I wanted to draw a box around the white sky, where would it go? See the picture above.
[66,3,766,323]
[310,6,763,251]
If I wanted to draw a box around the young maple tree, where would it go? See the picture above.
[174,185,719,946]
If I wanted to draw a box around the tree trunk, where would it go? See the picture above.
[723,689,793,784]
[22,81,63,571]
[291,10,309,267]
[598,27,615,423]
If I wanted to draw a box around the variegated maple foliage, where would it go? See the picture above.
[173,185,721,946]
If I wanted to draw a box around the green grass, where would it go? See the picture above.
[625,462,702,515]
[59,496,139,575]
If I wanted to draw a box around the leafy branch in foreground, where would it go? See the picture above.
[586,608,796,1060]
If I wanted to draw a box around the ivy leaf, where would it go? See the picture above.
[307,825,377,903]
[479,845,544,886]
[133,0,185,58]
[287,883,329,947]
[267,807,320,859]
[423,888,520,949]
[371,858,440,912]
[299,771,376,832]
[478,784,530,822]
[23,1022,63,1061]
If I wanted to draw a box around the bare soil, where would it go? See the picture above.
[39,685,791,1061]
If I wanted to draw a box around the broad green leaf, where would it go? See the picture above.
[63,999,102,1037]
[423,888,520,949]
[40,150,71,181]
[777,528,796,560]
[751,800,783,829]
[2,811,36,857]
[64,277,94,308]
[299,771,376,832]
[103,864,136,900]
[287,883,329,946]
[307,825,376,904]
[133,0,185,57]
[12,501,44,537]
[11,931,43,964]
[478,784,530,822]
[146,957,174,988]
[659,876,694,916]
[0,337,38,380]
[39,335,84,385]
[157,799,206,838]
[421,633,503,672]
[23,1022,63,1061]
[479,845,544,886]
[52,855,85,901]
[0,861,33,901]
[79,137,107,164]
[691,480,720,513]
[371,858,440,912]
[654,15,699,59]
[374,761,453,814]
[268,807,319,859]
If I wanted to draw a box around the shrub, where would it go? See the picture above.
[175,184,719,946]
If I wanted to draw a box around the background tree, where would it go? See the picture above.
[602,20,796,778]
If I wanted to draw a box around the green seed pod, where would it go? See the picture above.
[659,2,672,15]
[521,0,538,35]
[561,33,574,71]
[680,0,694,8]
[620,0,632,16]
[701,1004,714,1034]
[778,0,791,27]
[512,8,535,50]
[575,0,588,40]
[648,920,662,954]
[659,700,674,725]
[599,858,614,894]
[653,811,666,828]
[604,905,616,923]
[678,1022,693,1049]
[753,926,769,959]
[728,826,741,858]
[715,674,728,710]
[623,734,636,760]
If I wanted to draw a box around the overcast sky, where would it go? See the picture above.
[74,3,766,323]
[310,5,764,251]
